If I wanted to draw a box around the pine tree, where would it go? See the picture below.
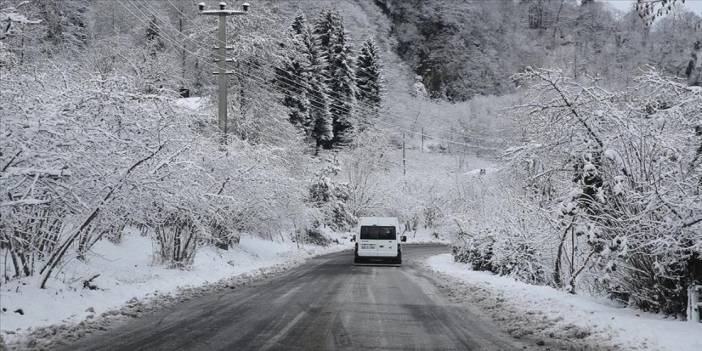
[277,13,333,154]
[325,21,356,147]
[313,9,342,59]
[145,15,165,52]
[275,35,311,129]
[355,39,382,124]
[291,12,306,36]
[300,25,333,153]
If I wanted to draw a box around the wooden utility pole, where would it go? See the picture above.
[420,127,425,152]
[198,2,249,137]
[402,132,406,176]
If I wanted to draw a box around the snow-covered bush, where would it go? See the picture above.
[152,211,200,268]
[451,170,552,285]
[343,131,395,218]
[309,162,356,231]
[0,45,314,286]
[452,230,496,272]
[457,67,702,317]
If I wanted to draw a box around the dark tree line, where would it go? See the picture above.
[276,9,382,154]
[376,0,702,101]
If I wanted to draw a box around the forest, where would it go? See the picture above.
[377,0,702,100]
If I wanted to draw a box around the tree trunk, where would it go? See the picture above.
[553,219,573,288]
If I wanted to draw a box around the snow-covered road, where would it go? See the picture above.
[51,245,530,351]
[7,244,695,351]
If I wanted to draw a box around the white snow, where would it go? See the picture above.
[0,230,349,340]
[426,253,702,351]
[174,96,206,111]
[0,13,42,24]
[403,228,451,244]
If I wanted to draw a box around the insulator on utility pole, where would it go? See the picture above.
[198,1,250,139]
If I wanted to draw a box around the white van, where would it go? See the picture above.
[351,217,406,264]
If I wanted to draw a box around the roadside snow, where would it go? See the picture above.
[174,96,206,110]
[0,231,349,346]
[404,228,451,244]
[426,254,702,351]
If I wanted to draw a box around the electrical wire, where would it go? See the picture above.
[134,0,502,145]
[141,0,501,144]
[120,0,502,150]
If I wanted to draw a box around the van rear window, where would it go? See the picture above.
[360,226,396,240]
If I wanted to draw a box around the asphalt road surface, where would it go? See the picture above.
[63,244,526,351]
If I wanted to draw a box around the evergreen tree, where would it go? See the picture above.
[325,22,357,147]
[291,13,306,36]
[308,77,334,154]
[145,15,165,52]
[355,39,382,124]
[313,9,342,59]
[275,36,311,129]
[300,25,333,153]
[37,0,89,51]
[277,14,333,154]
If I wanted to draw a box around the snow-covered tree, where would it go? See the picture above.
[355,38,382,124]
[686,40,702,86]
[325,20,357,147]
[308,162,355,231]
[507,67,702,315]
[291,12,306,36]
[299,22,334,153]
[276,34,311,129]
[276,13,333,153]
[312,9,342,59]
[311,8,356,147]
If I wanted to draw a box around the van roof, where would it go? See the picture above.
[358,217,399,227]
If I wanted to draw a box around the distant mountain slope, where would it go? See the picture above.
[372,0,701,102]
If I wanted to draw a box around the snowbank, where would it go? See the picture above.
[426,254,701,351]
[0,232,349,343]
[174,96,207,110]
[404,228,451,244]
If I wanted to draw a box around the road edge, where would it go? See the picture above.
[4,246,351,351]
[421,253,641,351]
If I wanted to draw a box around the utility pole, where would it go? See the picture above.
[402,132,406,176]
[198,2,250,137]
[420,127,424,152]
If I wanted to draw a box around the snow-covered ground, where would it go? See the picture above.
[403,228,451,244]
[0,231,350,345]
[426,254,702,351]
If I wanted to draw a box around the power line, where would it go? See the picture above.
[125,1,491,150]
[133,0,500,145]
[120,0,502,151]
[134,0,500,147]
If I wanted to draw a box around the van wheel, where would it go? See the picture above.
[354,254,363,264]
[395,252,402,264]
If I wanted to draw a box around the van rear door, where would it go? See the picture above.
[359,226,397,257]
[359,226,377,256]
